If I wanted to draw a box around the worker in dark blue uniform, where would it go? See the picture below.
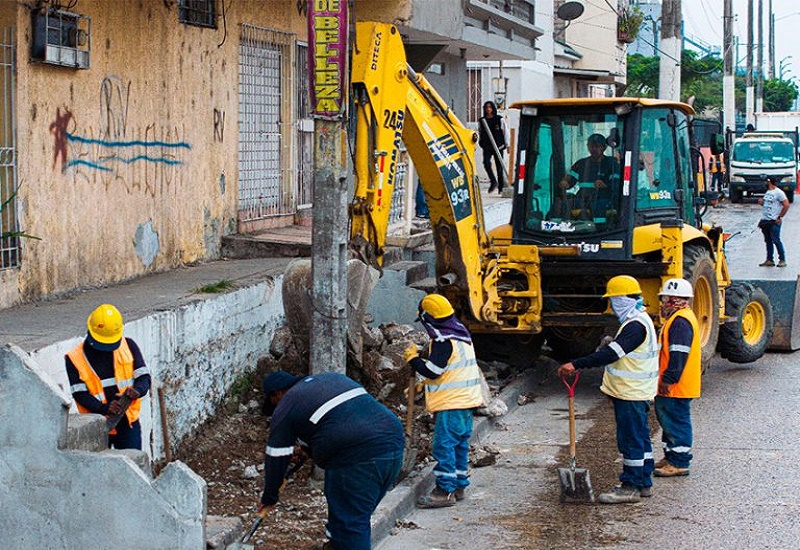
[256,370,404,550]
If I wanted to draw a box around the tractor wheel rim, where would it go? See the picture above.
[695,277,713,345]
[741,301,766,345]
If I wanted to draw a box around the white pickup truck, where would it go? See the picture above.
[727,131,797,203]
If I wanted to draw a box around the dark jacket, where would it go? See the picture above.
[478,102,506,152]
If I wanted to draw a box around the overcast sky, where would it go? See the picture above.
[682,0,800,81]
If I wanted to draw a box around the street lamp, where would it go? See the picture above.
[779,56,793,80]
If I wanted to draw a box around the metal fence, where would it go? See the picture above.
[238,24,295,222]
[0,27,18,270]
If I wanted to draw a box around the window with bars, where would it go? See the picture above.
[0,27,18,270]
[179,0,216,29]
[466,68,483,123]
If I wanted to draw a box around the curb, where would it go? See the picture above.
[370,371,539,547]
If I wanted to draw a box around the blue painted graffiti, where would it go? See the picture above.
[65,132,191,171]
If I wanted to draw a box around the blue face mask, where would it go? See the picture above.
[610,296,641,321]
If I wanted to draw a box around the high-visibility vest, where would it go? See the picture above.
[67,339,141,429]
[600,312,659,401]
[658,308,702,398]
[424,339,484,413]
[710,155,722,173]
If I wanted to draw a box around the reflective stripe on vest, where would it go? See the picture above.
[600,312,659,401]
[424,340,484,413]
[67,339,141,428]
[658,308,702,398]
[308,387,367,424]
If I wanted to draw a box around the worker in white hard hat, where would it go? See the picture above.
[654,278,701,477]
[65,304,151,450]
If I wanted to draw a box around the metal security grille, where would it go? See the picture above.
[0,27,18,270]
[238,24,295,222]
[296,43,313,209]
[467,67,483,123]
[179,0,216,28]
[387,150,409,228]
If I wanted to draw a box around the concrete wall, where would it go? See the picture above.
[564,1,626,85]
[5,0,310,308]
[32,275,286,461]
[0,344,206,549]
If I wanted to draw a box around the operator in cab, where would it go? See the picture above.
[558,133,620,220]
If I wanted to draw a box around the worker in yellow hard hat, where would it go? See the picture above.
[64,304,151,450]
[404,293,484,508]
[557,275,658,504]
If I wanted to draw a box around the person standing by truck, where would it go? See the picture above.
[478,100,508,194]
[757,176,790,267]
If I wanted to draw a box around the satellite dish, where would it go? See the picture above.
[557,1,585,21]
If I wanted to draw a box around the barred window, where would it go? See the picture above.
[179,0,216,29]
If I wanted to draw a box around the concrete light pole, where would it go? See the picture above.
[746,0,754,126]
[658,0,682,101]
[723,0,735,132]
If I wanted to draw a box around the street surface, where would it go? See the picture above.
[377,199,800,550]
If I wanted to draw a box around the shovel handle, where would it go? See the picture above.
[561,373,579,459]
[405,374,416,437]
[560,370,580,398]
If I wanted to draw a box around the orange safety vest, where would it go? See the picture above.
[67,338,141,429]
[658,308,702,398]
[710,155,722,174]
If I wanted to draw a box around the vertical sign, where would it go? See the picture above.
[308,0,348,120]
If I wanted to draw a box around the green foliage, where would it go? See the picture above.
[627,50,723,110]
[763,78,799,112]
[1,189,39,241]
[626,54,659,97]
[618,4,646,40]
[194,279,235,294]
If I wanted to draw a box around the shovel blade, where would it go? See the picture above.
[557,466,594,503]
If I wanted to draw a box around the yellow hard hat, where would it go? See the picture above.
[87,304,124,344]
[602,275,642,298]
[419,293,455,319]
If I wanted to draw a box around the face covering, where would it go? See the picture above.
[610,295,642,322]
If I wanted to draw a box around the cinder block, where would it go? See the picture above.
[384,260,429,285]
[103,448,152,478]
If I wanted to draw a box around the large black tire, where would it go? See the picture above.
[544,326,607,362]
[717,282,773,363]
[473,333,545,369]
[683,245,720,372]
[729,187,743,203]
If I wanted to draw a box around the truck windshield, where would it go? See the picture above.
[521,113,623,234]
[732,140,795,163]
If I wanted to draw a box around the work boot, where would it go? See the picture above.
[759,260,775,267]
[417,487,456,508]
[597,484,641,504]
[778,260,787,267]
[654,457,669,469]
[454,488,466,501]
[488,183,497,194]
[639,486,653,498]
[654,463,690,477]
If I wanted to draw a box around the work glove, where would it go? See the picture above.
[124,387,141,400]
[107,400,124,416]
[595,335,614,352]
[403,344,419,363]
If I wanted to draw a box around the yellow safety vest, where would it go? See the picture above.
[658,308,702,398]
[424,339,484,413]
[600,312,659,401]
[67,339,141,429]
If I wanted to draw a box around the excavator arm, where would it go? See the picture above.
[350,21,491,322]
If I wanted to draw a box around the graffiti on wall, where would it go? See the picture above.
[213,108,224,143]
[51,76,192,196]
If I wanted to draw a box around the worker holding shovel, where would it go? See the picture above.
[256,370,404,550]
[557,275,659,504]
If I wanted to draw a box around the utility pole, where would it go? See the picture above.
[746,0,754,126]
[658,0,682,101]
[768,0,774,80]
[723,0,735,133]
[308,1,350,374]
[756,0,764,112]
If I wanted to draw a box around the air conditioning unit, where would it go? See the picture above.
[31,9,91,69]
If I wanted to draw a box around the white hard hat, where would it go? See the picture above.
[659,278,694,298]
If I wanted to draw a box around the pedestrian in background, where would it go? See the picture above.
[405,293,484,508]
[65,304,151,450]
[257,370,404,550]
[654,278,701,477]
[757,176,790,267]
[557,275,658,504]
[478,100,508,194]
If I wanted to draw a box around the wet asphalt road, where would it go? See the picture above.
[377,200,800,550]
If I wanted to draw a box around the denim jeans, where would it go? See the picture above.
[432,409,474,493]
[323,450,403,550]
[109,419,141,450]
[760,220,786,262]
[655,395,694,468]
[611,397,654,489]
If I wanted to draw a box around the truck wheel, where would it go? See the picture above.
[544,327,606,362]
[473,333,544,368]
[729,188,743,203]
[684,245,720,372]
[717,282,773,363]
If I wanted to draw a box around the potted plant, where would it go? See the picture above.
[618,4,645,44]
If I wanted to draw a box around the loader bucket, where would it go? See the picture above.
[744,277,800,351]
